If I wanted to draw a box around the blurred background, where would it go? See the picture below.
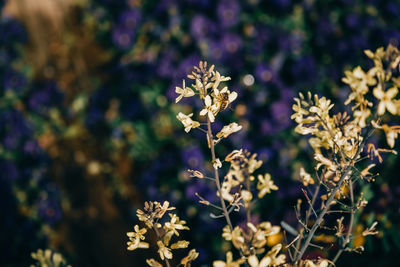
[1,0,400,266]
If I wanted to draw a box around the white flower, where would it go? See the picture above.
[213,251,244,267]
[299,167,314,186]
[257,173,278,198]
[175,80,195,103]
[373,86,398,115]
[216,123,242,139]
[213,158,222,169]
[126,225,149,250]
[212,71,231,90]
[157,241,173,260]
[199,95,218,122]
[176,112,200,132]
[248,254,271,267]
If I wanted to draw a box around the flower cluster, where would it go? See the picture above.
[222,222,281,256]
[30,249,70,267]
[286,45,400,264]
[220,149,277,205]
[175,62,284,266]
[126,201,198,266]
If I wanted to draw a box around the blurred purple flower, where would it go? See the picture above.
[157,50,176,78]
[260,119,274,135]
[217,0,240,28]
[119,9,141,30]
[174,54,201,80]
[257,147,274,162]
[208,40,225,61]
[190,15,216,40]
[270,100,291,129]
[221,33,243,55]
[112,26,135,49]
[37,196,63,225]
[255,64,274,83]
[182,145,204,169]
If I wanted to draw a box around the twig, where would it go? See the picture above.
[332,180,355,264]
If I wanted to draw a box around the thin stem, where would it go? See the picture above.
[152,227,171,267]
[201,77,247,263]
[332,180,355,264]
[293,183,320,259]
[206,117,234,230]
[293,114,369,263]
[294,166,351,262]
[245,171,251,224]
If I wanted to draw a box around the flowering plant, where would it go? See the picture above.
[126,44,400,266]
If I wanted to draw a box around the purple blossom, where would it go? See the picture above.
[221,33,243,55]
[182,145,204,169]
[37,196,63,225]
[173,54,201,80]
[119,9,141,30]
[270,100,291,129]
[112,26,135,49]
[208,40,225,61]
[217,0,240,28]
[255,64,274,83]
[190,15,216,40]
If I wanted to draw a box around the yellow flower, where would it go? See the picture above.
[213,158,222,169]
[136,201,175,228]
[175,79,195,103]
[342,66,376,105]
[164,214,189,236]
[180,249,199,266]
[291,97,310,124]
[257,173,278,198]
[170,240,190,249]
[248,154,263,174]
[257,221,281,236]
[309,96,334,118]
[126,225,149,250]
[157,240,173,260]
[373,86,398,115]
[299,167,314,186]
[31,249,70,267]
[382,124,400,148]
[222,225,245,249]
[200,95,218,122]
[248,244,286,267]
[212,71,231,90]
[371,121,400,148]
[303,259,329,267]
[220,181,235,202]
[241,190,253,204]
[248,254,271,267]
[266,244,286,266]
[353,107,371,128]
[213,251,245,267]
[216,123,242,139]
[177,112,201,132]
[146,259,163,267]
